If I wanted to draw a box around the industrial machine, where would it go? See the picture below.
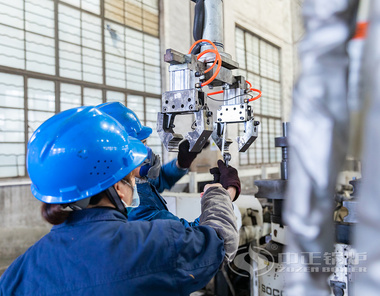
[157,0,261,165]
[329,179,360,296]
[254,122,289,296]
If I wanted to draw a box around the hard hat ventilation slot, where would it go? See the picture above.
[89,160,111,176]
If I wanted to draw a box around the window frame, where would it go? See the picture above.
[0,0,162,179]
[235,25,283,166]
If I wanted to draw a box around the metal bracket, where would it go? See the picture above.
[157,108,213,153]
[237,119,259,152]
[162,89,203,114]
[211,122,233,152]
[156,112,183,152]
[185,108,213,152]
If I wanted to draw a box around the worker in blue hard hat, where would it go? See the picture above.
[0,106,239,295]
[96,102,237,227]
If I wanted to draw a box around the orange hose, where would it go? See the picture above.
[197,49,219,74]
[208,90,224,96]
[245,80,262,101]
[248,89,262,102]
[188,39,218,54]
[189,39,222,87]
[197,49,222,87]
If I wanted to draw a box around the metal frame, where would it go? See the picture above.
[0,0,162,179]
[235,25,283,166]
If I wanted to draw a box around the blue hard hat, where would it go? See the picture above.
[27,106,148,204]
[96,102,152,141]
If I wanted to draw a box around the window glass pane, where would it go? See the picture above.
[0,24,25,69]
[0,107,25,143]
[0,143,25,177]
[27,78,55,139]
[26,32,55,75]
[105,22,125,57]
[60,83,81,111]
[83,88,102,105]
[83,48,102,83]
[82,0,100,15]
[236,28,281,165]
[60,0,80,7]
[125,28,143,61]
[60,41,82,80]
[142,3,159,37]
[25,0,54,38]
[0,0,24,29]
[145,97,159,121]
[125,0,142,31]
[106,91,125,104]
[59,4,81,45]
[126,59,144,92]
[127,95,144,121]
[105,0,124,24]
[246,33,259,74]
[82,12,102,51]
[143,34,160,66]
[0,72,25,177]
[235,28,246,69]
[0,0,162,178]
[144,64,161,94]
[145,97,161,155]
[106,54,126,88]
[0,73,24,108]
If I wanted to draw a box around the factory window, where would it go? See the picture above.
[235,27,282,165]
[0,0,161,179]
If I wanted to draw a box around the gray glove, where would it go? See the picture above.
[146,154,161,179]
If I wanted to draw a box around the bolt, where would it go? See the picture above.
[254,121,260,126]
[218,118,222,122]
[195,83,201,88]
[189,105,193,110]
[206,111,213,117]
[240,117,244,120]
[195,72,201,77]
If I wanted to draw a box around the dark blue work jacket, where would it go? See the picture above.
[129,159,200,227]
[0,208,225,296]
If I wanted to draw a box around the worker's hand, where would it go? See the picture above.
[201,183,223,198]
[209,167,221,183]
[177,140,209,169]
[217,160,241,201]
[146,154,161,179]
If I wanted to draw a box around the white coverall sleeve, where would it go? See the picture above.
[199,186,239,262]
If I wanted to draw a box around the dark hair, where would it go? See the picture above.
[41,192,106,225]
[41,204,70,225]
[41,173,133,225]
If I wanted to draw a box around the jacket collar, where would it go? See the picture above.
[52,207,127,230]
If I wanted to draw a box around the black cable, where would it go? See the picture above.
[193,0,205,41]
[207,93,254,102]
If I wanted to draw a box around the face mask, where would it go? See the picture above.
[120,181,140,214]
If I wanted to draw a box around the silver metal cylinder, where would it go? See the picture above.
[201,0,224,54]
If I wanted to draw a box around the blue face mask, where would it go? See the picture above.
[120,181,140,214]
